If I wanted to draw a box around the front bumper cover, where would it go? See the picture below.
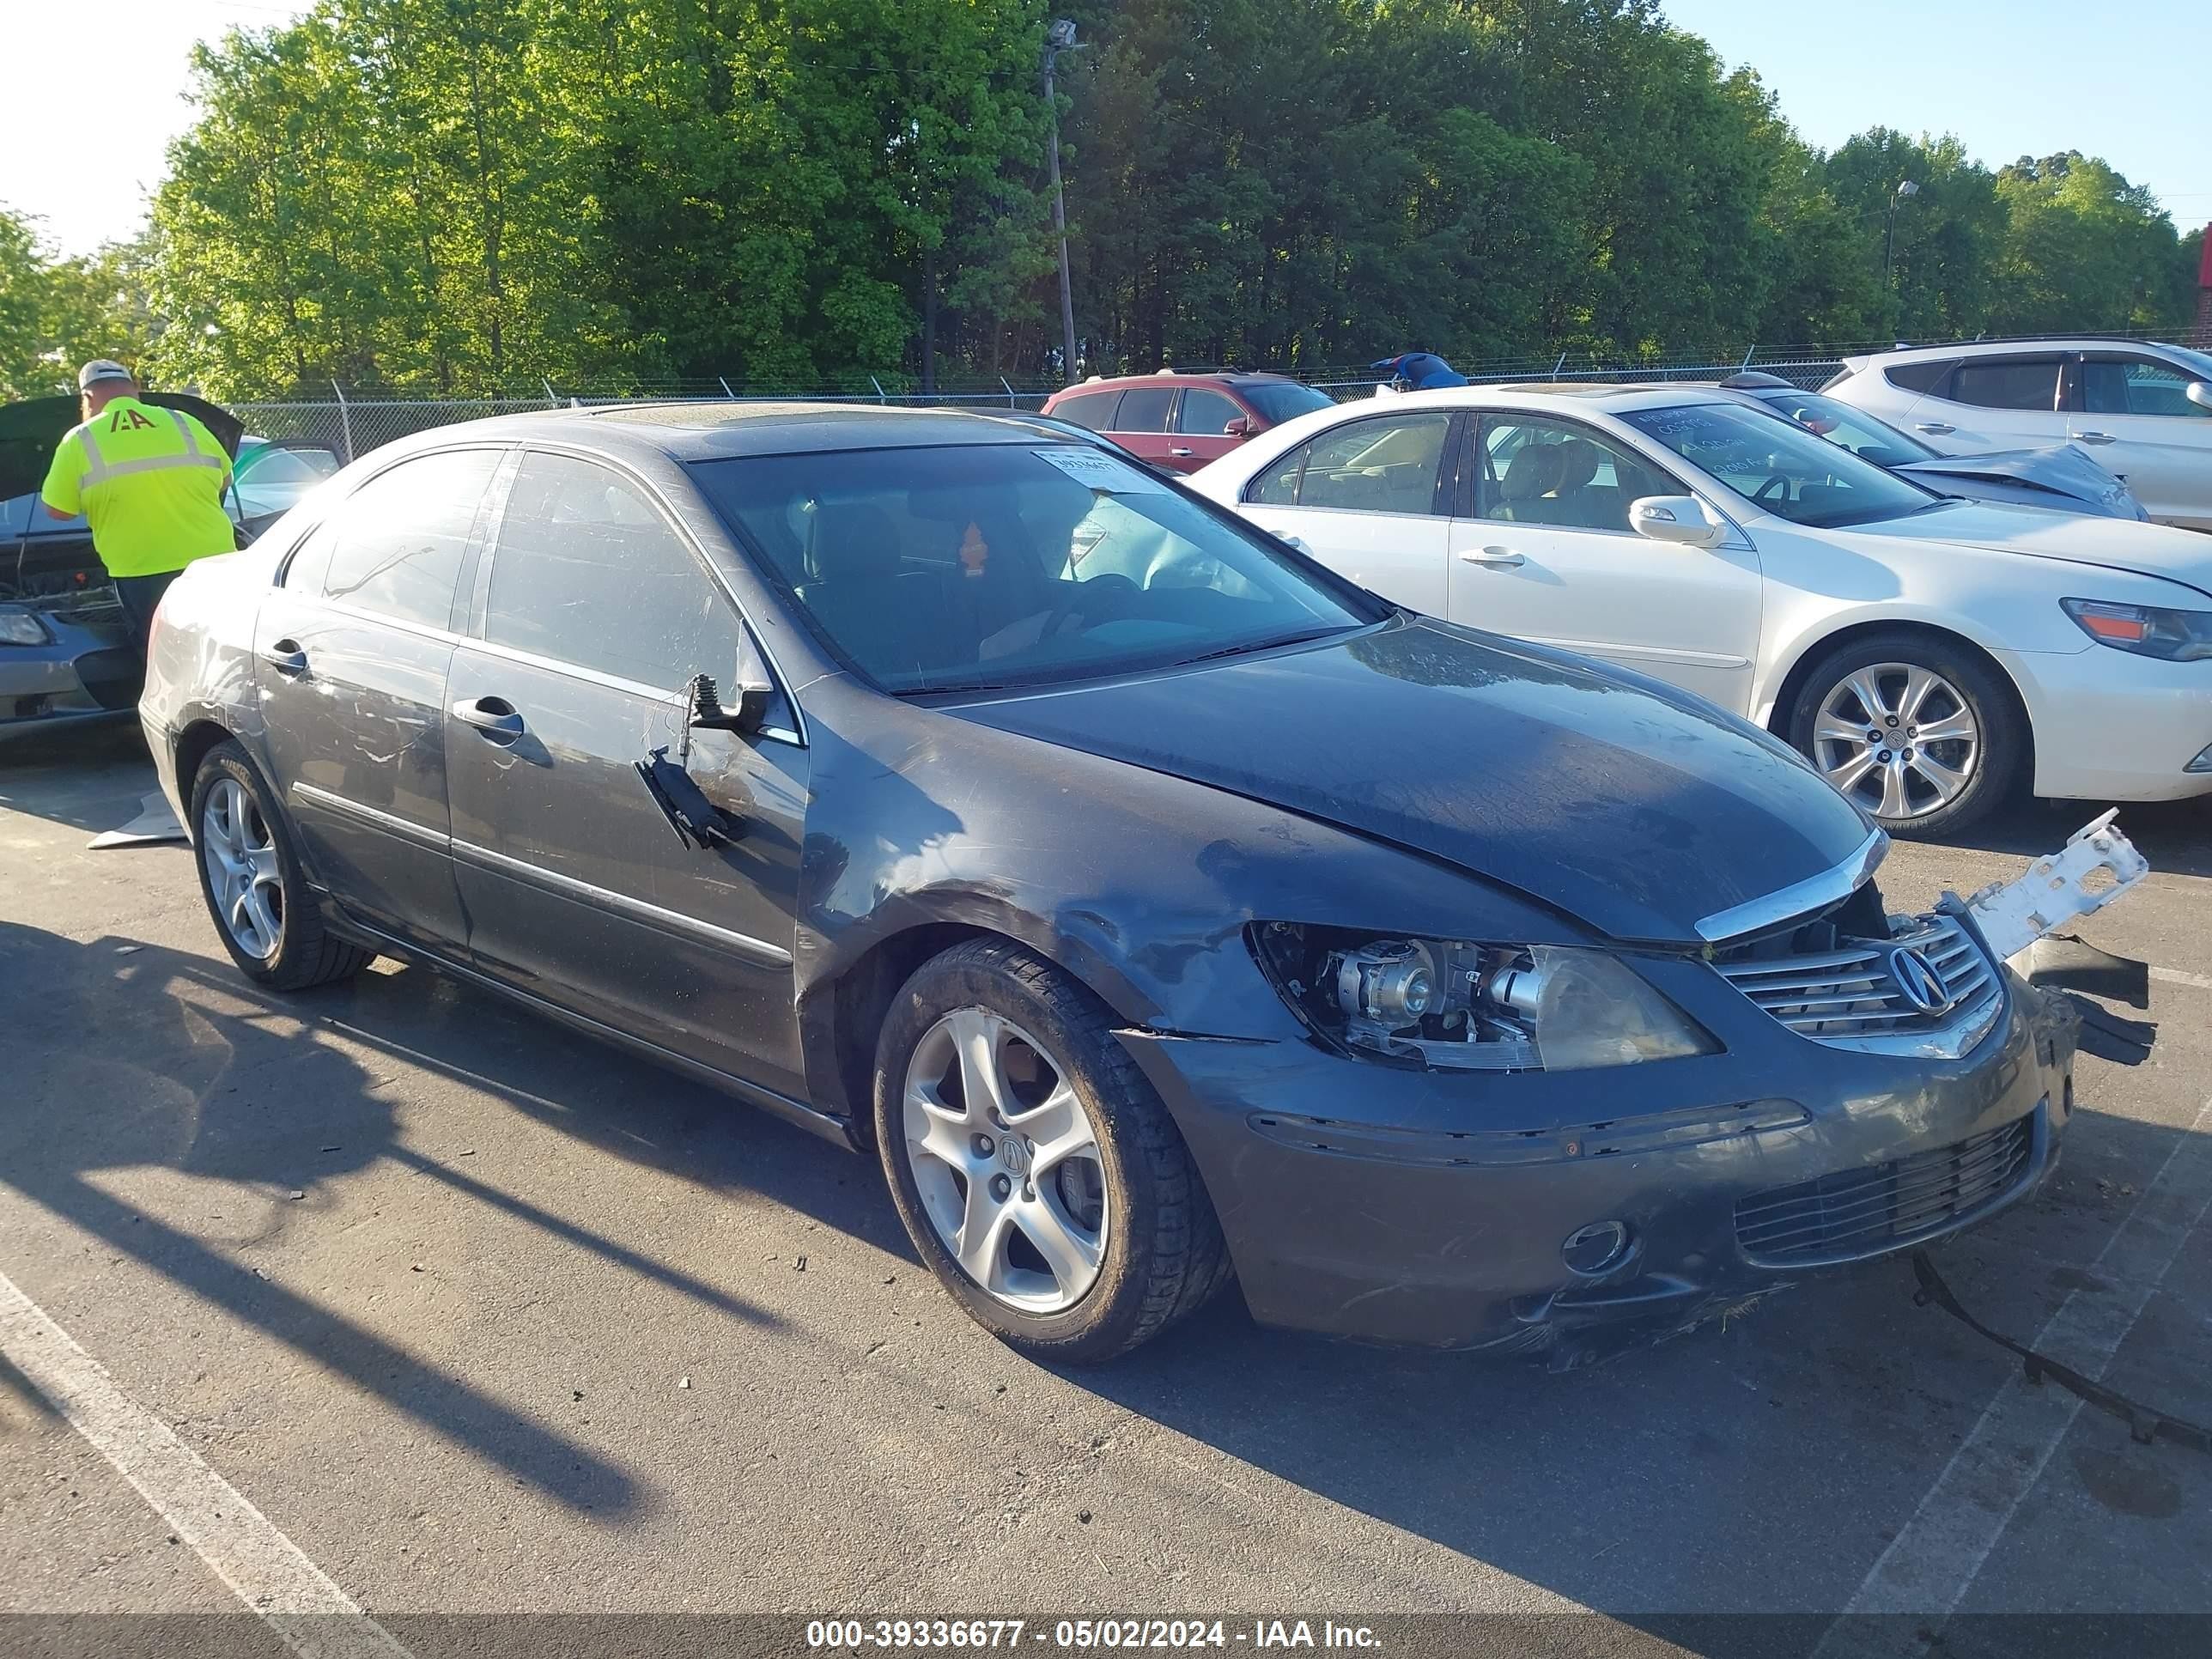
[1119,969,2076,1359]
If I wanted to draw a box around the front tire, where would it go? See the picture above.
[873,939,1231,1362]
[1788,633,2022,838]
[190,740,373,990]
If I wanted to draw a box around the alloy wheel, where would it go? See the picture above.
[1809,661,1981,823]
[200,777,284,960]
[902,1007,1109,1313]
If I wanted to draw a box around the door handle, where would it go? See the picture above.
[261,639,307,676]
[2070,429,2117,445]
[451,696,525,744]
[1168,447,1195,458]
[1459,546,1526,568]
[1913,421,1956,435]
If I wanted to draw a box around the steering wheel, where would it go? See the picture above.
[1039,574,1139,640]
[1752,472,1793,505]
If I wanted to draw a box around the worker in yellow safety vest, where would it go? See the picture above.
[40,359,236,656]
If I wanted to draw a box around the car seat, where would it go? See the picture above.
[794,500,959,678]
[1492,443,1565,521]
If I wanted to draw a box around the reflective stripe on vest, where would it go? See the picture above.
[78,410,228,489]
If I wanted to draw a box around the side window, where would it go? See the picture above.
[1113,387,1175,432]
[294,447,501,628]
[1945,357,2063,411]
[1050,391,1121,431]
[485,453,740,690]
[1248,444,1307,506]
[1883,359,1956,395]
[1285,415,1452,515]
[1476,418,1669,533]
[1176,388,1245,435]
[2081,356,2212,419]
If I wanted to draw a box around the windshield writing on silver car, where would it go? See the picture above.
[689,444,1373,694]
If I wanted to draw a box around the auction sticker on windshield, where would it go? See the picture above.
[1033,447,1171,494]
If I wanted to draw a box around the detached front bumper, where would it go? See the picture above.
[1120,971,2075,1358]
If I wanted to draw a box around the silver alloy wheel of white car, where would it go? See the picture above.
[200,775,285,960]
[902,1006,1109,1313]
[1809,660,1982,823]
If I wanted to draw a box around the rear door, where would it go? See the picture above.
[1236,410,1457,617]
[252,446,504,950]
[1446,414,1763,714]
[1165,386,1249,473]
[1909,354,2068,453]
[1103,384,1180,469]
[2069,352,2212,529]
[444,448,809,1097]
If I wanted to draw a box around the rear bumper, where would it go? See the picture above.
[1119,976,2075,1358]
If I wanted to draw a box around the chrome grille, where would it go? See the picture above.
[1713,914,2002,1057]
[1735,1111,2037,1265]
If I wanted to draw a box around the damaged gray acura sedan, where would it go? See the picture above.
[141,404,2080,1364]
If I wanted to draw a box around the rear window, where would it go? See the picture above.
[1113,387,1175,431]
[1049,390,1121,431]
[1883,359,1956,395]
[1947,358,2063,411]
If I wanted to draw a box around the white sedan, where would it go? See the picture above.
[1187,385,2212,836]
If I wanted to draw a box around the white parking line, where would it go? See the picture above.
[2150,965,2212,992]
[0,1267,411,1659]
[1818,1096,2212,1648]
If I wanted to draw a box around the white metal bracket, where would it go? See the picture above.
[1962,810,2150,963]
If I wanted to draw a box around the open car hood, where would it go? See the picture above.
[0,392,242,504]
[948,616,1875,945]
[1891,443,2136,514]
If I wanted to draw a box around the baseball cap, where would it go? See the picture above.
[77,359,135,392]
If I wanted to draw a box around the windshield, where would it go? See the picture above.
[1241,382,1337,425]
[1744,390,1939,466]
[2163,344,2212,382]
[690,443,1374,695]
[1622,401,1942,528]
[234,444,341,519]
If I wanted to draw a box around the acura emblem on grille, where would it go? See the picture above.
[1887,946,1953,1015]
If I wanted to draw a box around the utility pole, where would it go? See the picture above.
[1043,19,1082,385]
[1882,178,1921,291]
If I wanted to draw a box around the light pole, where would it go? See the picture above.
[1043,19,1082,384]
[1881,178,1921,289]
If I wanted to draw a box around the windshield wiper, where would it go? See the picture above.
[1171,625,1350,669]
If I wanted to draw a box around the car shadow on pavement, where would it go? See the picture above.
[0,919,765,1520]
[0,720,157,835]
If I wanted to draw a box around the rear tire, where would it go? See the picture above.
[1788,633,2023,838]
[190,740,373,990]
[873,939,1231,1362]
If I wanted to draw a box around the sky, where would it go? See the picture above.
[1,0,2205,259]
[1664,0,2209,231]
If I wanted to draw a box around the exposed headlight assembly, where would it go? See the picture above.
[0,609,52,646]
[1251,924,1717,1072]
[2061,598,2212,661]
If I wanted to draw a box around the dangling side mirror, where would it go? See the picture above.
[690,633,776,734]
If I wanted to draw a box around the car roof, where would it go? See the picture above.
[1850,337,2194,363]
[1350,384,1738,415]
[1048,371,1306,395]
[380,401,1085,462]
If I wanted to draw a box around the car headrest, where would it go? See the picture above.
[805,500,902,584]
[1501,443,1565,501]
[1555,439,1601,491]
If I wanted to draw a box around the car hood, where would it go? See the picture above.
[0,392,242,503]
[1891,444,2137,515]
[946,617,1875,945]
[1838,497,2212,597]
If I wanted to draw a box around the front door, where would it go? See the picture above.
[252,446,505,949]
[443,449,809,1097]
[1236,409,1457,617]
[2072,352,2212,530]
[1447,415,1763,714]
[1165,386,1249,474]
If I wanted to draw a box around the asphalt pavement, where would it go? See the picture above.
[3,721,2209,1657]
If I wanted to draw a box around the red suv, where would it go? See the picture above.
[1041,372,1336,474]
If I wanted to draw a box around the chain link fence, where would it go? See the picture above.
[215,341,1947,459]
